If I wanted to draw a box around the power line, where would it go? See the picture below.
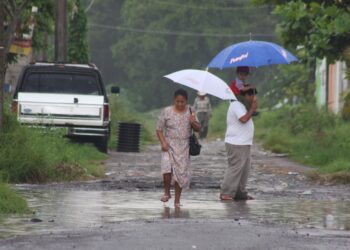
[148,0,273,11]
[89,23,276,38]
[85,0,95,12]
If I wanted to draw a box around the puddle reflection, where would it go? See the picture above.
[1,188,350,238]
[161,207,190,219]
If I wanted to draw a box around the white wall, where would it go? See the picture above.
[333,61,349,114]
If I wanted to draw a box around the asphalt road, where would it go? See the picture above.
[1,140,350,249]
[1,219,350,250]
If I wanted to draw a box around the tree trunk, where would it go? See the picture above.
[342,46,350,80]
[0,0,5,131]
[55,0,68,62]
[306,58,316,97]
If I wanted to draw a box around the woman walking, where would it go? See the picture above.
[156,89,201,207]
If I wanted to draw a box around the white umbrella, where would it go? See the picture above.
[164,69,236,100]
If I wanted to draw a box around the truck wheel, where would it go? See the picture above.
[95,137,108,153]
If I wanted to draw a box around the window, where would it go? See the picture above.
[22,72,102,95]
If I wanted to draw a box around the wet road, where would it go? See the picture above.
[1,140,350,249]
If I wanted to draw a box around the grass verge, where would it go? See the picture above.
[0,111,106,183]
[208,101,350,183]
[0,101,107,213]
[255,104,350,183]
[0,183,29,214]
[208,101,229,139]
[109,93,157,150]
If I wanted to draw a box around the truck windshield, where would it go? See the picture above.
[21,72,102,95]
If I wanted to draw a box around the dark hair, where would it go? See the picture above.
[174,88,188,100]
[236,66,250,74]
[240,88,257,96]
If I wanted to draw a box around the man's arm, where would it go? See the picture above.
[239,97,257,123]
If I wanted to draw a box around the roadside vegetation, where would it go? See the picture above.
[0,110,106,183]
[0,101,106,213]
[208,101,229,139]
[108,90,157,150]
[208,101,350,183]
[0,183,29,214]
[255,105,350,183]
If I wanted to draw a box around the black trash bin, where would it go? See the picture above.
[117,122,141,152]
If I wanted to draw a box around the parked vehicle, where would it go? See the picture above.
[12,62,119,153]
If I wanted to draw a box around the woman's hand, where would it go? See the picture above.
[251,96,258,112]
[156,130,169,152]
[161,142,169,152]
[189,114,201,132]
[189,114,197,124]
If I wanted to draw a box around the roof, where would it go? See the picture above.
[28,62,98,69]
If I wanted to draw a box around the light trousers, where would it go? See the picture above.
[220,143,251,199]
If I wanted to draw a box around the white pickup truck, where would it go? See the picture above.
[12,62,118,153]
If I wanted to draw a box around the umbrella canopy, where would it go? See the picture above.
[208,40,298,69]
[164,69,236,100]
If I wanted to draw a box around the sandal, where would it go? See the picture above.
[160,194,171,202]
[220,194,233,201]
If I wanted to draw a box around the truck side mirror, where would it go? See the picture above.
[111,86,120,94]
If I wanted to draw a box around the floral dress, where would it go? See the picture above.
[156,106,194,189]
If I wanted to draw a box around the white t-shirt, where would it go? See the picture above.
[225,101,254,145]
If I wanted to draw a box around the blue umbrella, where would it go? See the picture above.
[208,40,298,69]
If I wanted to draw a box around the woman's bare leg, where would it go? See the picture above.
[174,181,182,206]
[163,173,171,197]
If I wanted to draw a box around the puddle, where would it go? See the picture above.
[1,188,350,238]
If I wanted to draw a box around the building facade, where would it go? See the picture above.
[315,59,349,114]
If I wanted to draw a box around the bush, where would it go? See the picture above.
[342,91,350,121]
[0,110,106,183]
[288,104,335,135]
[208,101,229,138]
[255,104,350,175]
[0,182,29,214]
[208,98,350,180]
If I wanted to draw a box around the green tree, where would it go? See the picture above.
[254,0,350,63]
[88,0,125,84]
[260,64,311,109]
[31,1,55,61]
[107,0,277,110]
[68,0,89,63]
[253,0,350,105]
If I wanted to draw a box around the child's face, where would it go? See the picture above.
[238,72,248,81]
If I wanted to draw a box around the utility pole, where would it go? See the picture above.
[0,0,5,131]
[55,0,67,62]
